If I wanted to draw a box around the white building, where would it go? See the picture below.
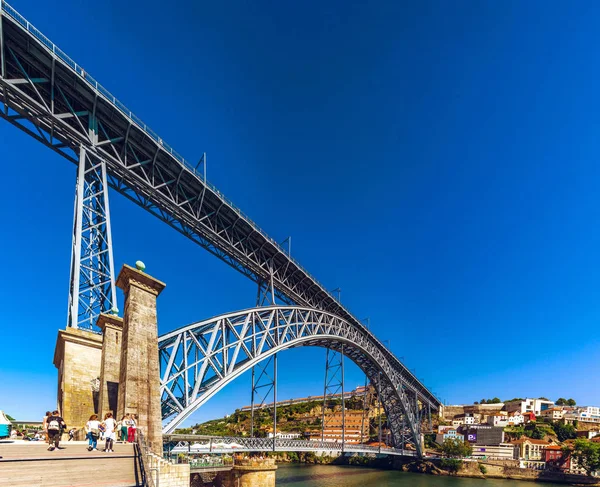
[507,412,524,425]
[540,408,566,420]
[505,398,554,416]
[487,414,509,427]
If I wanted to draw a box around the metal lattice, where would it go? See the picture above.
[159,306,437,457]
[67,146,116,330]
[0,3,440,412]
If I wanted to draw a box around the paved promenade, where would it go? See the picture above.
[0,440,140,487]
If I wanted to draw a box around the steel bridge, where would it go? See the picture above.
[165,435,418,457]
[0,1,442,458]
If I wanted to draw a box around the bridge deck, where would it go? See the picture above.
[0,441,139,487]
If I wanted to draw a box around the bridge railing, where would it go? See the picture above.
[165,436,414,457]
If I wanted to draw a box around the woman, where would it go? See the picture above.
[42,411,50,443]
[120,414,130,443]
[102,412,116,452]
[85,414,101,451]
[127,414,137,443]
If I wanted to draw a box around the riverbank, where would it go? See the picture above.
[266,452,600,486]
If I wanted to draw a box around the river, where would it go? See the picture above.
[276,464,566,486]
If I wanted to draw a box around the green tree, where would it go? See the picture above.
[474,401,479,405]
[441,438,473,458]
[480,399,487,404]
[6,414,15,421]
[556,398,567,406]
[570,439,600,476]
[538,397,550,401]
[553,422,577,442]
[490,397,501,404]
[567,398,577,406]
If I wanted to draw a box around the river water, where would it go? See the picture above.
[276,465,565,486]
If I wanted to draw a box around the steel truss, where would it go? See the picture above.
[67,146,116,329]
[321,347,344,443]
[165,436,417,457]
[159,306,437,457]
[0,2,440,411]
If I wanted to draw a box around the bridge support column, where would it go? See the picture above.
[53,328,102,429]
[220,458,277,487]
[97,312,123,419]
[116,263,166,453]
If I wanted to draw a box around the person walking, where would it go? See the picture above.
[119,414,130,443]
[102,412,116,452]
[85,414,101,451]
[127,414,137,443]
[42,411,50,443]
[46,410,66,451]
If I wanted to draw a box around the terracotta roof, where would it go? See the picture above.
[545,445,562,450]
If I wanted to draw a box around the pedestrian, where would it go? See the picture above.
[119,413,129,443]
[127,414,137,443]
[46,410,67,451]
[102,412,116,452]
[68,428,76,441]
[85,414,101,451]
[42,410,50,443]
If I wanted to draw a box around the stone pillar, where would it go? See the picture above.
[97,313,124,419]
[116,263,165,452]
[53,328,102,429]
[219,458,277,487]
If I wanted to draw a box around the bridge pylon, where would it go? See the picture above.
[67,146,116,330]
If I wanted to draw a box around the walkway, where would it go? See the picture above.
[0,441,140,487]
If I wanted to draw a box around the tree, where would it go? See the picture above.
[538,397,550,401]
[480,399,487,404]
[553,422,577,442]
[570,439,600,476]
[490,397,501,404]
[6,414,15,421]
[441,438,473,458]
[556,398,567,406]
[474,401,479,405]
[567,398,577,406]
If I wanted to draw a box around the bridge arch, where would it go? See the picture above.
[159,306,438,456]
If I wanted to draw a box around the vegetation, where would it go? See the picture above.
[478,398,502,404]
[440,458,463,473]
[479,463,487,474]
[553,421,577,442]
[504,426,525,440]
[524,421,554,440]
[556,398,577,406]
[503,398,524,403]
[441,438,473,458]
[569,439,600,476]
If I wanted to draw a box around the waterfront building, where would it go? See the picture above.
[435,429,464,445]
[470,444,518,460]
[505,398,555,416]
[544,445,570,472]
[511,438,553,461]
[307,410,368,444]
[460,424,505,446]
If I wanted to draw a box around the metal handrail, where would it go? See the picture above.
[136,430,157,487]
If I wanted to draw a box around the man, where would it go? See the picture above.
[46,410,67,451]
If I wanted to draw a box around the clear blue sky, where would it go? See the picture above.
[1,0,599,424]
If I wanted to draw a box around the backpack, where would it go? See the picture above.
[91,428,99,439]
[48,420,60,431]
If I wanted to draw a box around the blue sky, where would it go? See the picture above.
[1,0,600,424]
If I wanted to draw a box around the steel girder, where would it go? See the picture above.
[158,306,431,457]
[0,3,440,411]
[166,437,417,457]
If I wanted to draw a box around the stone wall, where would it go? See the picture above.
[97,313,123,419]
[146,451,190,487]
[219,459,277,487]
[53,328,102,429]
